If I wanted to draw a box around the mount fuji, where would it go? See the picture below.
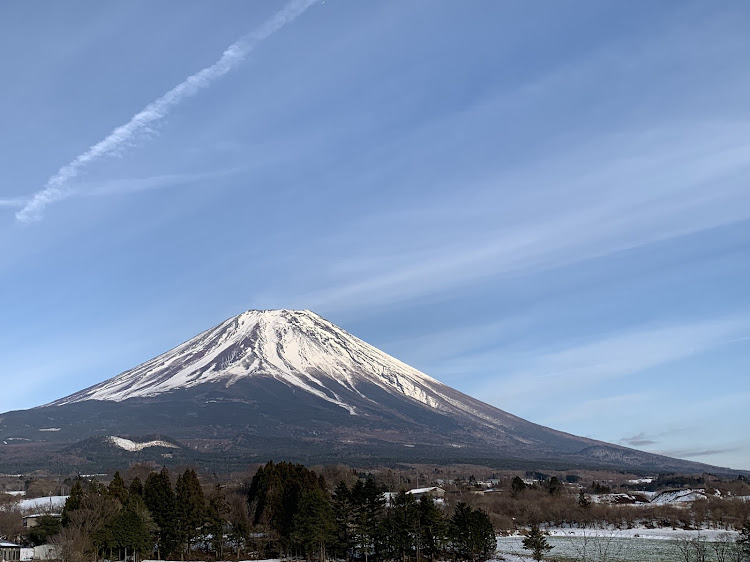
[0,310,729,472]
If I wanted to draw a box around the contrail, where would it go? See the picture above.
[17,0,318,223]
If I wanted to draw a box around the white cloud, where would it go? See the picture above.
[474,316,749,408]
[16,0,317,223]
[270,123,750,312]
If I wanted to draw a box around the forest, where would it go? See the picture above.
[16,462,495,562]
[2,462,749,562]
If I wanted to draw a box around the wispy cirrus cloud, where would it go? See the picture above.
[3,170,235,217]
[0,198,26,208]
[620,432,658,447]
[85,169,238,198]
[260,122,750,314]
[16,0,317,223]
[657,447,741,459]
[444,315,750,414]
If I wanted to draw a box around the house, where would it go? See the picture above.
[0,541,21,562]
[32,545,59,561]
[406,487,445,500]
[22,514,61,529]
[383,487,446,506]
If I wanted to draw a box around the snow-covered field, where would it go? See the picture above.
[495,527,739,562]
[18,495,68,512]
[545,527,738,541]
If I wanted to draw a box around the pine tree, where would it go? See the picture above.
[511,476,527,496]
[62,480,121,560]
[129,476,144,498]
[383,491,418,562]
[226,490,252,560]
[469,509,496,562]
[522,524,553,562]
[144,467,178,559]
[449,503,496,562]
[292,487,336,562]
[27,515,62,546]
[547,476,562,496]
[108,472,129,505]
[247,461,332,556]
[418,495,447,562]
[331,482,355,561]
[107,497,153,562]
[61,480,84,527]
[205,485,229,561]
[175,468,206,560]
[350,478,384,562]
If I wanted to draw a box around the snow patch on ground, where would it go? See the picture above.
[627,477,654,484]
[545,527,738,541]
[18,495,68,511]
[108,436,179,452]
[651,488,707,504]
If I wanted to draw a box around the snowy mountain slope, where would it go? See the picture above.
[52,310,444,412]
[0,310,737,473]
[49,310,532,434]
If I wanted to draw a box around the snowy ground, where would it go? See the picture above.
[18,495,68,511]
[495,527,740,562]
[545,527,738,541]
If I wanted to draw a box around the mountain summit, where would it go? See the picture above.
[52,309,448,414]
[0,310,730,473]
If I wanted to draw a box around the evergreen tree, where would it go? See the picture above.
[106,497,153,562]
[511,476,527,496]
[175,468,206,560]
[292,487,336,562]
[144,467,178,558]
[546,476,562,496]
[226,491,252,560]
[331,482,355,561]
[350,478,384,562]
[449,503,496,562]
[61,480,84,527]
[205,485,229,561]
[247,461,329,555]
[129,476,144,498]
[27,515,62,546]
[108,472,129,505]
[418,495,447,562]
[522,524,553,562]
[383,491,419,562]
[61,479,121,560]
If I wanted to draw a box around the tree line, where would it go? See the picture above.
[246,461,495,561]
[51,461,496,562]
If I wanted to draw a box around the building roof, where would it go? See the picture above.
[407,486,445,495]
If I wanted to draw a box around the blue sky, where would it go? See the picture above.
[1,1,749,470]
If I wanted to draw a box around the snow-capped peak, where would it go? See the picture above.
[49,309,455,415]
